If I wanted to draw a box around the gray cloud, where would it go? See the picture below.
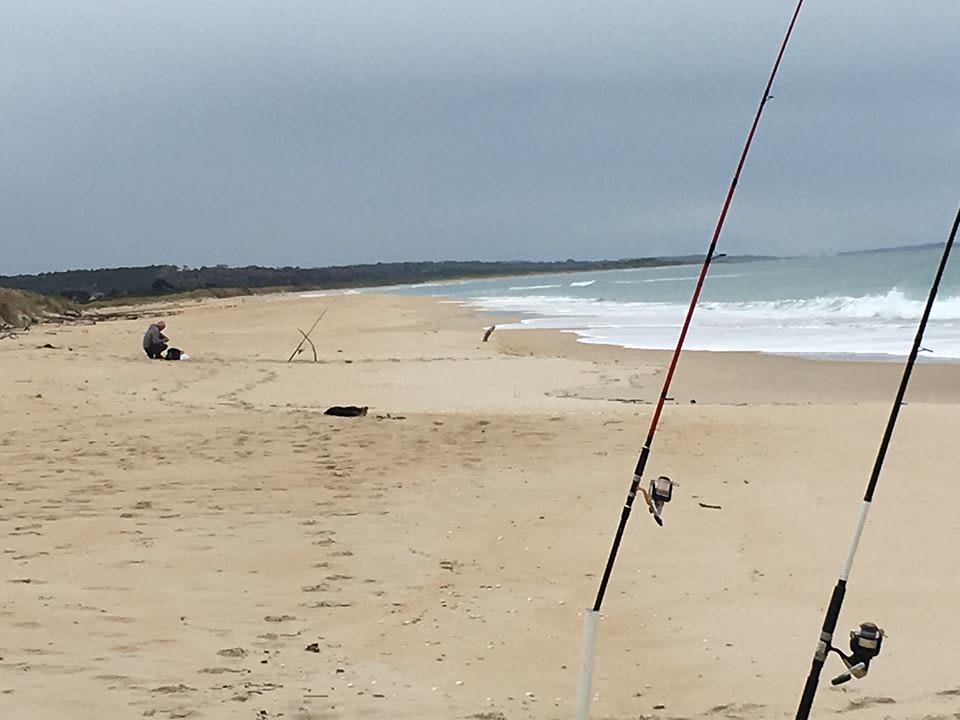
[2,1,958,274]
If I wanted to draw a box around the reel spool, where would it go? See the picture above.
[646,475,677,526]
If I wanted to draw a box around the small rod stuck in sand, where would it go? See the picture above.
[793,205,960,718]
[575,1,807,717]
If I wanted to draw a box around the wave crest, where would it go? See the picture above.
[701,289,960,322]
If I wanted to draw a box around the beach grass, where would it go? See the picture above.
[0,287,76,327]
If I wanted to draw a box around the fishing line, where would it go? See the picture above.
[794,205,960,718]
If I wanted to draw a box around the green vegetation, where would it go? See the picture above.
[87,286,260,308]
[0,288,76,327]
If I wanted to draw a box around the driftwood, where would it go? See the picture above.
[0,320,21,339]
[44,310,82,320]
[87,310,144,322]
[482,325,496,342]
[1,309,142,331]
[287,305,331,362]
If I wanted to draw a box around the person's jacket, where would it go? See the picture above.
[143,324,168,349]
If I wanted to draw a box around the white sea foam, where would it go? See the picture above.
[466,289,960,358]
[612,272,742,285]
[300,289,359,297]
[507,283,564,291]
[569,280,596,287]
[613,276,693,284]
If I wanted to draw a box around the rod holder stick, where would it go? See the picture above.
[575,609,600,720]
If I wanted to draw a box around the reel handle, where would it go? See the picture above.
[830,671,851,686]
[830,662,865,686]
[639,486,665,527]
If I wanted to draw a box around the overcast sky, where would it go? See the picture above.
[2,1,958,274]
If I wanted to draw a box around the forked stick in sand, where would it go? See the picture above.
[286,304,332,362]
[296,328,318,362]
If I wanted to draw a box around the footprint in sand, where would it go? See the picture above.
[706,703,765,719]
[198,666,247,675]
[217,647,248,658]
[152,684,196,694]
[844,697,896,711]
[301,600,351,608]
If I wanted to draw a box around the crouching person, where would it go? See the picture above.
[143,320,169,359]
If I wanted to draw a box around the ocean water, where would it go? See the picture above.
[381,245,960,359]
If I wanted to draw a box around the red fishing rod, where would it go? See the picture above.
[593,0,806,608]
[576,2,806,717]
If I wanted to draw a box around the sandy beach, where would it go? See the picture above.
[2,291,959,720]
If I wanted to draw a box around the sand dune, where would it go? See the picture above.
[1,292,959,719]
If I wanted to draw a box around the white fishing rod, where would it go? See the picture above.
[794,205,960,718]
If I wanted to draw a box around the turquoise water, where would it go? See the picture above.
[375,245,960,358]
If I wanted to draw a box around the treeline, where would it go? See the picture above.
[0,257,711,303]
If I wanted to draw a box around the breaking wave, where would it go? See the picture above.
[467,289,960,358]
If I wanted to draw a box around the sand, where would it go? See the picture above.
[1,291,959,720]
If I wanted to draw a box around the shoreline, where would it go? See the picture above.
[350,250,960,363]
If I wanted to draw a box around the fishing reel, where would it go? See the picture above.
[646,475,676,527]
[829,622,885,686]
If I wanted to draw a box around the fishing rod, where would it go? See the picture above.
[576,3,806,717]
[794,205,960,718]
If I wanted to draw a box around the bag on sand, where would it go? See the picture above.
[324,405,368,417]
